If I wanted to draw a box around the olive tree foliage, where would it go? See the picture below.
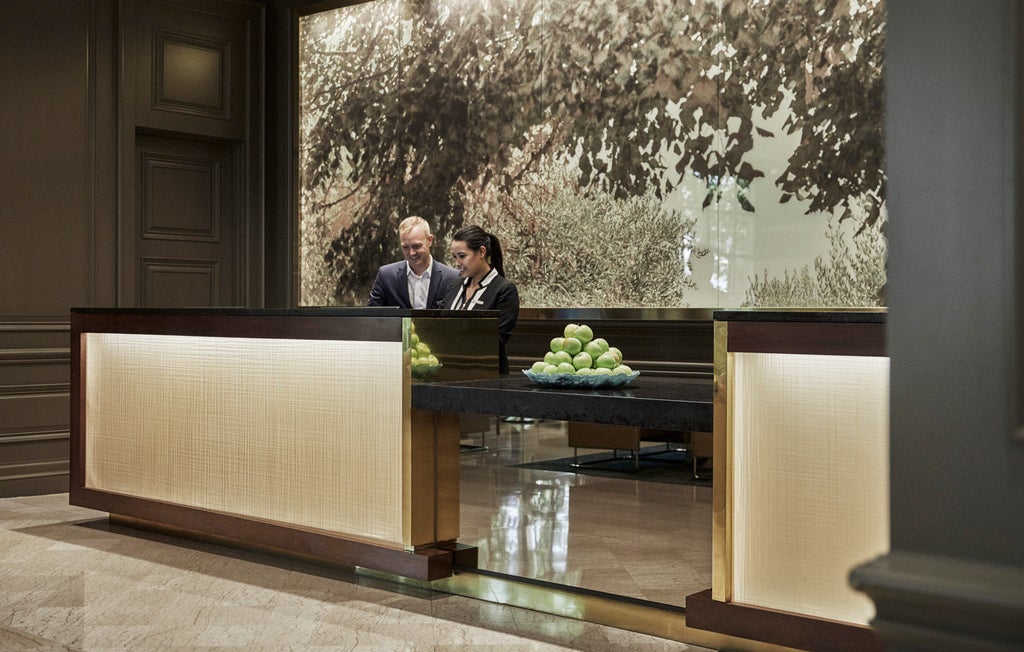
[462,124,710,307]
[299,0,885,305]
[743,219,887,307]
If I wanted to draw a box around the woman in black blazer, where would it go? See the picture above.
[443,225,520,374]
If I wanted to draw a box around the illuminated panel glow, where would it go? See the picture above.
[732,352,889,625]
[84,333,406,546]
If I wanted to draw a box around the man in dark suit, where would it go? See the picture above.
[367,216,459,309]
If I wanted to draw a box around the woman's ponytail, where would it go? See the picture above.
[452,225,506,277]
[488,233,505,277]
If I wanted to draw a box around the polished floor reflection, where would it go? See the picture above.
[0,493,713,650]
[459,420,713,608]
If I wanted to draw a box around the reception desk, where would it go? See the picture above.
[687,310,888,651]
[69,308,497,581]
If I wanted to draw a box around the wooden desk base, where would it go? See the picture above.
[685,589,882,652]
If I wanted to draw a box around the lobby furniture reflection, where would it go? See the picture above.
[565,422,711,476]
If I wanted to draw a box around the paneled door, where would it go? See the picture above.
[134,133,239,307]
[119,0,260,308]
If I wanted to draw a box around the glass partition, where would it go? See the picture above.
[298,0,885,309]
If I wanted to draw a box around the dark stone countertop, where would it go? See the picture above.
[714,309,886,323]
[411,374,713,432]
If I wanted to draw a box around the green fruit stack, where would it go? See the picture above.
[528,323,633,376]
[409,322,439,367]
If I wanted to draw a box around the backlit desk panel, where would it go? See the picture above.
[687,310,888,652]
[70,308,496,581]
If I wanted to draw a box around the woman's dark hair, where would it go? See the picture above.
[452,225,505,277]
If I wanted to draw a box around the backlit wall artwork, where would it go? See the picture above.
[299,0,885,308]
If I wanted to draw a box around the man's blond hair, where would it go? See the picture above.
[399,215,431,237]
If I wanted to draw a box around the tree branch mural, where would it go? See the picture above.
[299,0,885,307]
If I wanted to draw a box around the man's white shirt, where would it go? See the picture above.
[407,259,432,309]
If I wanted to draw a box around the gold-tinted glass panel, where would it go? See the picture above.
[84,333,407,546]
[731,352,889,625]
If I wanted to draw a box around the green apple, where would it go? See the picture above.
[531,361,548,373]
[562,337,583,355]
[575,367,595,376]
[416,342,430,356]
[611,364,632,375]
[593,367,613,375]
[583,340,604,359]
[556,361,576,374]
[544,351,558,365]
[563,323,579,338]
[410,333,420,347]
[550,337,565,352]
[572,351,593,370]
[607,346,623,364]
[591,337,609,353]
[543,364,559,374]
[575,324,594,344]
[552,350,573,365]
[426,354,439,366]
[595,352,618,369]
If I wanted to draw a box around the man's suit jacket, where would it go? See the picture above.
[367,259,460,309]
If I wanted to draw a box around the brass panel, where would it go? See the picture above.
[433,410,461,542]
[404,313,491,548]
[433,571,801,652]
[406,407,432,548]
[406,408,461,549]
[712,320,730,602]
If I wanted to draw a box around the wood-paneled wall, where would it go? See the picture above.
[0,1,113,497]
[0,319,72,496]
[0,0,265,498]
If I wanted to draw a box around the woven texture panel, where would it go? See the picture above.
[732,352,889,625]
[84,333,406,545]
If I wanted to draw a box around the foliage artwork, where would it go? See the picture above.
[299,0,886,307]
[463,126,710,306]
[743,219,887,307]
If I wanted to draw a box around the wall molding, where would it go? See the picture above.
[0,383,70,397]
[0,349,70,364]
[0,321,71,332]
[0,429,70,444]
[0,317,72,496]
[0,460,69,482]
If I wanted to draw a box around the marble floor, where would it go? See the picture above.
[459,419,713,607]
[0,420,713,650]
[0,493,715,651]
